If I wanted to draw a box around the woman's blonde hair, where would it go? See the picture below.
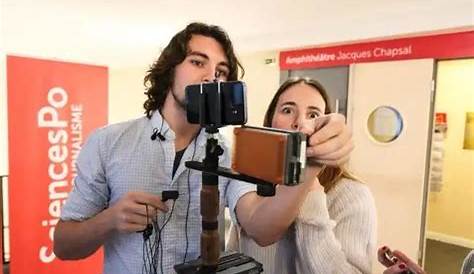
[263,77,358,192]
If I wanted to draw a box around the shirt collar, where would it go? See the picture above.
[150,110,175,140]
[149,110,227,148]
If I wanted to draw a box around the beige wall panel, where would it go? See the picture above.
[347,59,434,273]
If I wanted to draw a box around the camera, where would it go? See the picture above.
[232,126,307,186]
[185,81,247,128]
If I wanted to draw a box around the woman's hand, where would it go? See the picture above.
[378,246,426,274]
[306,113,353,166]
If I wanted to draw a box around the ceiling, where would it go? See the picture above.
[1,0,473,68]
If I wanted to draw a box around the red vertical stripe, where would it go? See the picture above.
[7,56,107,274]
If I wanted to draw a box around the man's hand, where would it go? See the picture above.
[54,191,169,260]
[306,113,353,166]
[109,192,169,233]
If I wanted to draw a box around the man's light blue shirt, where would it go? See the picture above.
[60,111,255,274]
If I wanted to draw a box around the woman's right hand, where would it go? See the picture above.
[378,246,426,274]
[306,113,354,166]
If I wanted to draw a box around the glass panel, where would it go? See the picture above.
[367,106,403,143]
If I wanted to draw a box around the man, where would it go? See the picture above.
[54,22,353,273]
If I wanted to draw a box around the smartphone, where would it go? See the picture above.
[185,81,247,127]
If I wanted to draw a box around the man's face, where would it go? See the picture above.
[170,34,230,109]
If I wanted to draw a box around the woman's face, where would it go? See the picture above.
[271,82,326,136]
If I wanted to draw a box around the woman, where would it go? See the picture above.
[227,77,377,274]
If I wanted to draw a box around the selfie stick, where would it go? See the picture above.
[176,82,268,273]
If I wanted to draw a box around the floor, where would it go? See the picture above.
[424,239,472,274]
[1,239,472,274]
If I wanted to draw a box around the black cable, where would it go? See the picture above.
[158,200,176,274]
[142,241,148,274]
[142,205,155,274]
[143,129,199,272]
[183,136,198,263]
[147,239,154,273]
[141,199,177,274]
[149,231,157,274]
[157,115,165,141]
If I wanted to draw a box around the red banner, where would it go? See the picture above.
[280,31,474,70]
[7,56,107,274]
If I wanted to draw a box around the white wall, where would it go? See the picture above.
[220,51,280,144]
[238,51,280,127]
[108,65,149,124]
[0,52,7,176]
[1,0,8,173]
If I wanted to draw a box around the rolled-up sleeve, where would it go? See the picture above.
[225,179,256,225]
[61,128,110,221]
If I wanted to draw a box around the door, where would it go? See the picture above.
[347,59,435,273]
[281,66,349,115]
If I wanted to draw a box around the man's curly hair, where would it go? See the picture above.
[143,22,244,118]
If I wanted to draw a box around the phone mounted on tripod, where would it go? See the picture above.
[174,81,307,273]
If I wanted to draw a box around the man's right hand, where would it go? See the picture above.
[54,191,168,260]
[108,192,169,233]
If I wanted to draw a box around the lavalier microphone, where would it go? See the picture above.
[151,128,166,141]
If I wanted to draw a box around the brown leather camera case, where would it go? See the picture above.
[232,126,306,185]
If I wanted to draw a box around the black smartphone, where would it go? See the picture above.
[185,81,247,127]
